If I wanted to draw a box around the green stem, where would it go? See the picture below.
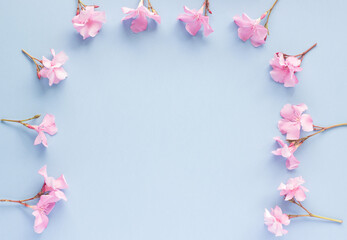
[288,123,347,144]
[1,115,40,123]
[264,0,279,34]
[289,214,342,223]
[0,199,32,208]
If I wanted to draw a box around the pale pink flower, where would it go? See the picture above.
[72,6,106,39]
[233,13,268,47]
[121,1,161,33]
[278,104,313,140]
[272,137,300,170]
[270,53,303,87]
[27,114,58,147]
[278,176,309,202]
[264,206,290,237]
[38,165,68,201]
[32,195,59,234]
[39,49,68,86]
[177,6,213,36]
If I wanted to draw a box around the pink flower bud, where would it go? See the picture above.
[260,12,267,20]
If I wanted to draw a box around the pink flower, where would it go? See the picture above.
[270,53,303,87]
[177,6,213,36]
[39,49,68,86]
[264,206,290,237]
[38,165,68,201]
[278,104,313,140]
[72,6,106,39]
[32,195,59,234]
[28,114,58,147]
[233,13,268,47]
[272,137,300,170]
[121,1,161,33]
[278,176,309,202]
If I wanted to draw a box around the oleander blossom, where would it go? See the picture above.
[233,13,268,47]
[38,165,68,201]
[278,177,309,202]
[32,195,59,234]
[272,137,300,170]
[39,49,68,86]
[72,5,106,39]
[121,0,161,33]
[270,53,302,87]
[278,104,313,140]
[264,206,290,237]
[177,5,213,36]
[28,114,58,147]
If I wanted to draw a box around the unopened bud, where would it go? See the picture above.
[260,12,267,20]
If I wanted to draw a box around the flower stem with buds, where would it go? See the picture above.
[263,0,279,34]
[1,115,41,128]
[147,0,158,14]
[203,0,212,16]
[22,49,43,78]
[0,187,46,208]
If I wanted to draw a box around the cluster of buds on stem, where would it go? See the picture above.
[76,0,99,15]
[0,166,68,234]
[270,43,317,87]
[265,177,342,237]
[22,50,43,79]
[273,103,347,169]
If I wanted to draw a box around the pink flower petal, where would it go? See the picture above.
[300,114,313,132]
[286,155,300,170]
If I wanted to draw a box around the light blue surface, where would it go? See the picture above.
[0,0,346,239]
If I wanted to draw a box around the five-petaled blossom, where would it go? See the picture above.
[278,104,313,140]
[177,5,213,36]
[39,49,69,86]
[233,13,268,47]
[270,53,302,87]
[278,176,309,202]
[121,0,161,33]
[233,0,279,47]
[32,195,59,234]
[272,137,300,170]
[72,5,106,39]
[1,114,58,147]
[264,206,290,237]
[27,114,58,147]
[39,165,68,201]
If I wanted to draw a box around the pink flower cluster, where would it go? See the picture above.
[177,5,213,36]
[26,114,58,148]
[22,49,68,87]
[270,43,317,87]
[272,104,314,170]
[264,206,290,236]
[278,176,308,202]
[39,49,69,86]
[270,53,302,87]
[264,177,307,236]
[33,165,68,233]
[233,13,268,47]
[122,0,161,33]
[72,5,106,39]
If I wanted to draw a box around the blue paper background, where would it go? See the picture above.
[0,0,346,239]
